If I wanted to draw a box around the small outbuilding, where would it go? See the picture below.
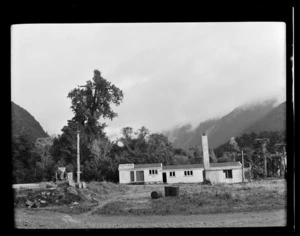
[204,162,243,184]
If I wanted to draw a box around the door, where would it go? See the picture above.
[136,171,144,182]
[130,171,135,182]
[162,172,167,183]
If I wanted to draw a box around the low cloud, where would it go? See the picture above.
[12,23,286,137]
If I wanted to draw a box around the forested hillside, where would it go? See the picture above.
[242,101,286,134]
[165,99,279,148]
[12,101,48,143]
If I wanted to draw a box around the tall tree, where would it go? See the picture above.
[51,69,124,181]
[255,138,270,177]
[33,137,53,171]
[146,133,174,165]
[67,69,124,138]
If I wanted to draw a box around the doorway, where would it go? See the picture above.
[162,172,167,183]
[136,171,144,182]
[130,171,135,182]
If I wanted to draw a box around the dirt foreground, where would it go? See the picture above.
[15,208,286,228]
[13,179,287,228]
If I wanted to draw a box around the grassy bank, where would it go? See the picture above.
[95,179,286,215]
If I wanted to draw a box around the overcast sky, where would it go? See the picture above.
[11,23,286,139]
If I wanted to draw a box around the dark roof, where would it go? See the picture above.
[210,162,241,168]
[134,163,162,169]
[162,162,241,170]
[163,164,204,170]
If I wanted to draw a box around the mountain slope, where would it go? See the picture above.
[206,100,278,148]
[12,101,48,143]
[182,118,220,148]
[242,101,286,134]
[165,99,280,149]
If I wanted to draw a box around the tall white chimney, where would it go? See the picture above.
[201,133,210,169]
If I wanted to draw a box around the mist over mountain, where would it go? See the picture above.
[12,101,48,143]
[242,101,286,134]
[164,99,285,149]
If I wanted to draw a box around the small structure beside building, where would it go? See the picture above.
[118,133,243,185]
[204,162,242,184]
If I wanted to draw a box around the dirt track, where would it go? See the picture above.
[15,208,286,228]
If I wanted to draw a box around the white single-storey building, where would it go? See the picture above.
[118,133,244,184]
[119,161,243,184]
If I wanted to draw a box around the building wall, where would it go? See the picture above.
[163,168,204,184]
[205,168,242,184]
[141,168,163,183]
[119,169,133,184]
[119,165,243,184]
[119,168,163,184]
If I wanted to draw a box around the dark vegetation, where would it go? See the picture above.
[12,101,48,143]
[12,69,287,184]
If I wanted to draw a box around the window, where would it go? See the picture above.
[184,170,193,176]
[149,169,158,175]
[223,170,233,179]
[169,171,175,177]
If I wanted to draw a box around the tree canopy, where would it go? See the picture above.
[67,69,123,137]
[50,69,124,182]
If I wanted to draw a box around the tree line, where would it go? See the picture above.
[12,70,287,184]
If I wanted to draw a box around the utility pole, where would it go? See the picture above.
[282,145,286,175]
[77,130,81,184]
[241,150,245,182]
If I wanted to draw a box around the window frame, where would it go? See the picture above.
[223,169,233,179]
[184,170,193,176]
[149,169,158,175]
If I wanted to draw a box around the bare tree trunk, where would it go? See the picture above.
[283,146,286,174]
[263,154,267,177]
[262,143,267,177]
